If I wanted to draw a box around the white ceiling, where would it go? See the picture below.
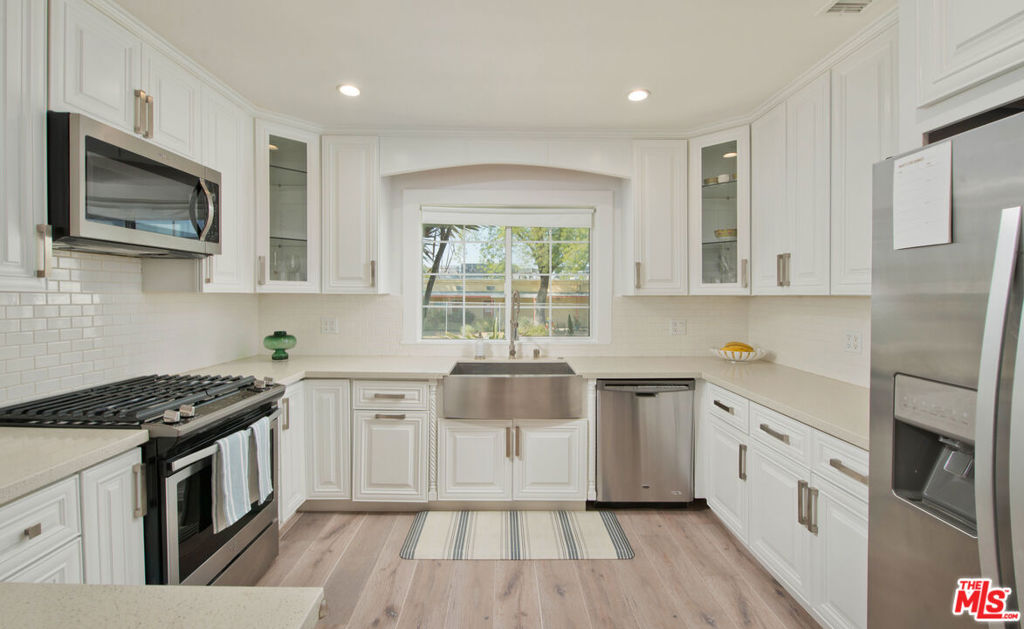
[115,0,896,132]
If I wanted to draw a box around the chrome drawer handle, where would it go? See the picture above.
[829,458,868,485]
[713,400,734,414]
[759,423,791,445]
[373,393,406,400]
[24,523,42,539]
[374,413,406,420]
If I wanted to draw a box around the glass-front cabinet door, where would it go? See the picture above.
[255,120,321,293]
[688,126,750,295]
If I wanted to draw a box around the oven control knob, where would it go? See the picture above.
[162,409,181,424]
[263,377,274,387]
[178,404,196,419]
[253,379,266,391]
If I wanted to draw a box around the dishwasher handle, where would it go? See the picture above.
[597,380,694,394]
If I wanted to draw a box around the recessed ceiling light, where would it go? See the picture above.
[627,89,650,102]
[723,152,738,158]
[268,144,278,151]
[337,84,361,97]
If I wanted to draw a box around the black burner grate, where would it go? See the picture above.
[0,374,256,428]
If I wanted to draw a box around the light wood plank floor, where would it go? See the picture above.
[259,506,819,629]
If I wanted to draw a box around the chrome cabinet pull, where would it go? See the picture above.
[738,443,747,480]
[776,254,783,287]
[634,261,642,289]
[373,393,406,400]
[133,89,145,135]
[23,522,42,540]
[759,423,791,445]
[807,486,819,535]
[713,400,734,414]
[282,397,291,431]
[370,260,377,287]
[741,258,749,288]
[36,224,53,278]
[797,480,809,526]
[205,259,213,284]
[782,253,792,287]
[828,458,867,485]
[505,427,513,459]
[374,413,406,420]
[257,255,267,285]
[132,463,147,518]
[515,426,522,458]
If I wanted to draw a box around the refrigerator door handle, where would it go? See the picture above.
[1010,231,1024,595]
[976,205,1023,584]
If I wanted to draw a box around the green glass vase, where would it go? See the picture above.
[263,330,296,360]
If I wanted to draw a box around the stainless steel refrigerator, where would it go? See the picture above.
[870,111,1024,627]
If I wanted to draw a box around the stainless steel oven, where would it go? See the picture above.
[46,111,221,258]
[159,407,280,585]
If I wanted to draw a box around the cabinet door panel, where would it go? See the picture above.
[785,73,831,295]
[354,411,426,502]
[750,103,788,295]
[632,140,687,294]
[142,46,200,160]
[80,448,144,585]
[513,420,586,501]
[705,418,748,541]
[201,87,254,292]
[322,136,379,293]
[439,420,512,500]
[305,380,351,499]
[831,28,897,295]
[812,475,868,629]
[6,539,83,584]
[747,443,812,603]
[279,384,306,523]
[50,0,141,132]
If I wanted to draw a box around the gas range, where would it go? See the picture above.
[0,374,284,438]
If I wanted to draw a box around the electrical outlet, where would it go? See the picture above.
[320,317,339,335]
[670,319,687,336]
[844,330,862,354]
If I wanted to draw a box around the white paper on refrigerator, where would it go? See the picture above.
[892,141,953,250]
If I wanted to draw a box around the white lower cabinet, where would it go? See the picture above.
[353,411,427,502]
[7,539,83,584]
[513,420,587,501]
[440,419,586,502]
[705,416,749,541]
[279,383,306,523]
[747,442,813,601]
[79,448,145,585]
[811,474,868,629]
[305,379,351,500]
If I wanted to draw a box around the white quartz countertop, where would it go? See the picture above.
[0,583,324,629]
[0,427,148,507]
[193,354,870,450]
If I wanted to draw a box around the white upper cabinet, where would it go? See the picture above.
[255,120,321,293]
[141,44,201,161]
[785,73,831,295]
[751,74,830,295]
[0,0,47,292]
[632,140,688,295]
[688,126,750,295]
[831,27,898,296]
[321,136,381,294]
[751,103,788,295]
[200,87,254,292]
[50,1,201,160]
[49,0,141,133]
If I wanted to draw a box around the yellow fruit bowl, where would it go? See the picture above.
[711,347,766,363]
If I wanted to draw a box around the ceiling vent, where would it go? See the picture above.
[815,0,872,14]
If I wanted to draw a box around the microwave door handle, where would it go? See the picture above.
[198,179,215,242]
[187,183,202,237]
[976,205,1022,584]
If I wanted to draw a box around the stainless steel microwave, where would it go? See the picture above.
[47,112,221,258]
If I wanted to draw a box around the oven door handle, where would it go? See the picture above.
[168,408,280,473]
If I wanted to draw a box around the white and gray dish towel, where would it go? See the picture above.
[212,416,273,534]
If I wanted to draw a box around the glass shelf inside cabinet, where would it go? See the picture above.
[268,134,309,283]
[700,140,739,285]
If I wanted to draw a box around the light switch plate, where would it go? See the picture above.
[321,317,339,334]
[844,330,862,353]
[670,320,687,336]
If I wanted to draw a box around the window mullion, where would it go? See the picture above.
[504,227,512,340]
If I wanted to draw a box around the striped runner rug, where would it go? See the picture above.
[399,511,634,560]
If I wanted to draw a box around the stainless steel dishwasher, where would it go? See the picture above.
[597,379,695,503]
